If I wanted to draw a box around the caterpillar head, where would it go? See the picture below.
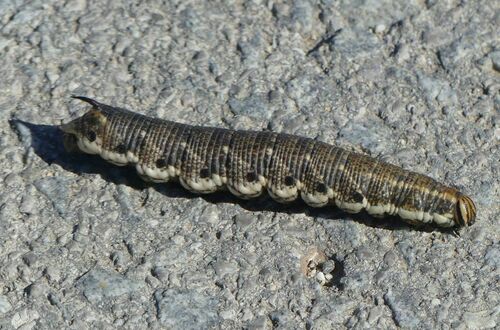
[454,194,476,227]
[60,96,108,154]
[432,188,477,228]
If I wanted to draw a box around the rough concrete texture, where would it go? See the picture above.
[0,0,498,329]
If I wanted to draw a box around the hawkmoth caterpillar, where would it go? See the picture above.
[60,96,476,228]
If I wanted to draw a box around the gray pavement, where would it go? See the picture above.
[0,0,498,329]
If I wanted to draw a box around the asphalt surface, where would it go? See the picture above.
[0,0,498,329]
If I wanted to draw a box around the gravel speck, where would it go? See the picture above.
[0,295,12,314]
[77,269,144,304]
[384,290,420,328]
[33,177,70,217]
[155,288,218,329]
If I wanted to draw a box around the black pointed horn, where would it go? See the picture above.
[71,95,101,108]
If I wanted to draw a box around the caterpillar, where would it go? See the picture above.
[60,96,476,228]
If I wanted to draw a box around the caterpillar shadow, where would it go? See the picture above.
[11,120,455,234]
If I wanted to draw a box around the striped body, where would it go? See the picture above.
[60,97,476,228]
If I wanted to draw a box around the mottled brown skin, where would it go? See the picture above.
[61,96,476,228]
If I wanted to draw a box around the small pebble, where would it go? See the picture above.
[234,213,254,229]
[0,295,12,314]
[374,24,386,34]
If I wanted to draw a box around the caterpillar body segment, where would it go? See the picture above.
[60,97,477,228]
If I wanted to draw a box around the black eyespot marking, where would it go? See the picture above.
[284,176,295,186]
[200,168,210,178]
[86,131,96,142]
[246,171,257,182]
[116,143,127,154]
[352,191,364,203]
[315,182,327,194]
[156,158,167,168]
